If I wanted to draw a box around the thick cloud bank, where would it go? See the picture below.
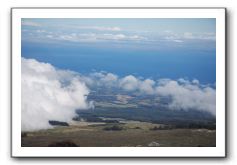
[21,58,92,131]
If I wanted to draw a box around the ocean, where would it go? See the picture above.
[22,41,216,84]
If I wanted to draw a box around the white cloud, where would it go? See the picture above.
[80,72,216,115]
[36,30,46,33]
[183,32,193,39]
[22,21,41,27]
[21,58,92,131]
[155,80,216,115]
[163,31,215,43]
[87,72,118,87]
[192,79,200,85]
[173,40,184,43]
[183,32,216,40]
[119,75,139,91]
[24,29,147,43]
[100,73,118,83]
[97,33,146,41]
[82,72,156,94]
[178,78,190,84]
[139,79,156,94]
[56,33,146,42]
[77,26,121,31]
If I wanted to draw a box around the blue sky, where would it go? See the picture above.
[21,18,216,84]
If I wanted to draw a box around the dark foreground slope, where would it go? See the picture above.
[22,120,216,147]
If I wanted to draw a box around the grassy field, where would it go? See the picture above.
[21,120,216,147]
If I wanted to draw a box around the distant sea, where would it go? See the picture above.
[22,42,216,84]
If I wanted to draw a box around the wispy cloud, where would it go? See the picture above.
[76,26,122,31]
[22,21,41,27]
[183,32,216,40]
[163,30,216,43]
[56,33,147,42]
[23,29,147,43]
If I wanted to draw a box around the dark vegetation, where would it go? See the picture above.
[103,125,123,131]
[73,115,104,122]
[134,126,141,129]
[150,125,173,130]
[48,140,78,147]
[21,132,27,138]
[149,122,216,130]
[76,108,216,130]
[175,122,216,130]
[49,120,69,126]
[104,120,120,123]
[73,113,119,123]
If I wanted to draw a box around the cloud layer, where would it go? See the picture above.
[25,31,147,43]
[76,26,121,31]
[22,58,216,131]
[21,58,93,131]
[81,72,216,115]
[22,19,215,46]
